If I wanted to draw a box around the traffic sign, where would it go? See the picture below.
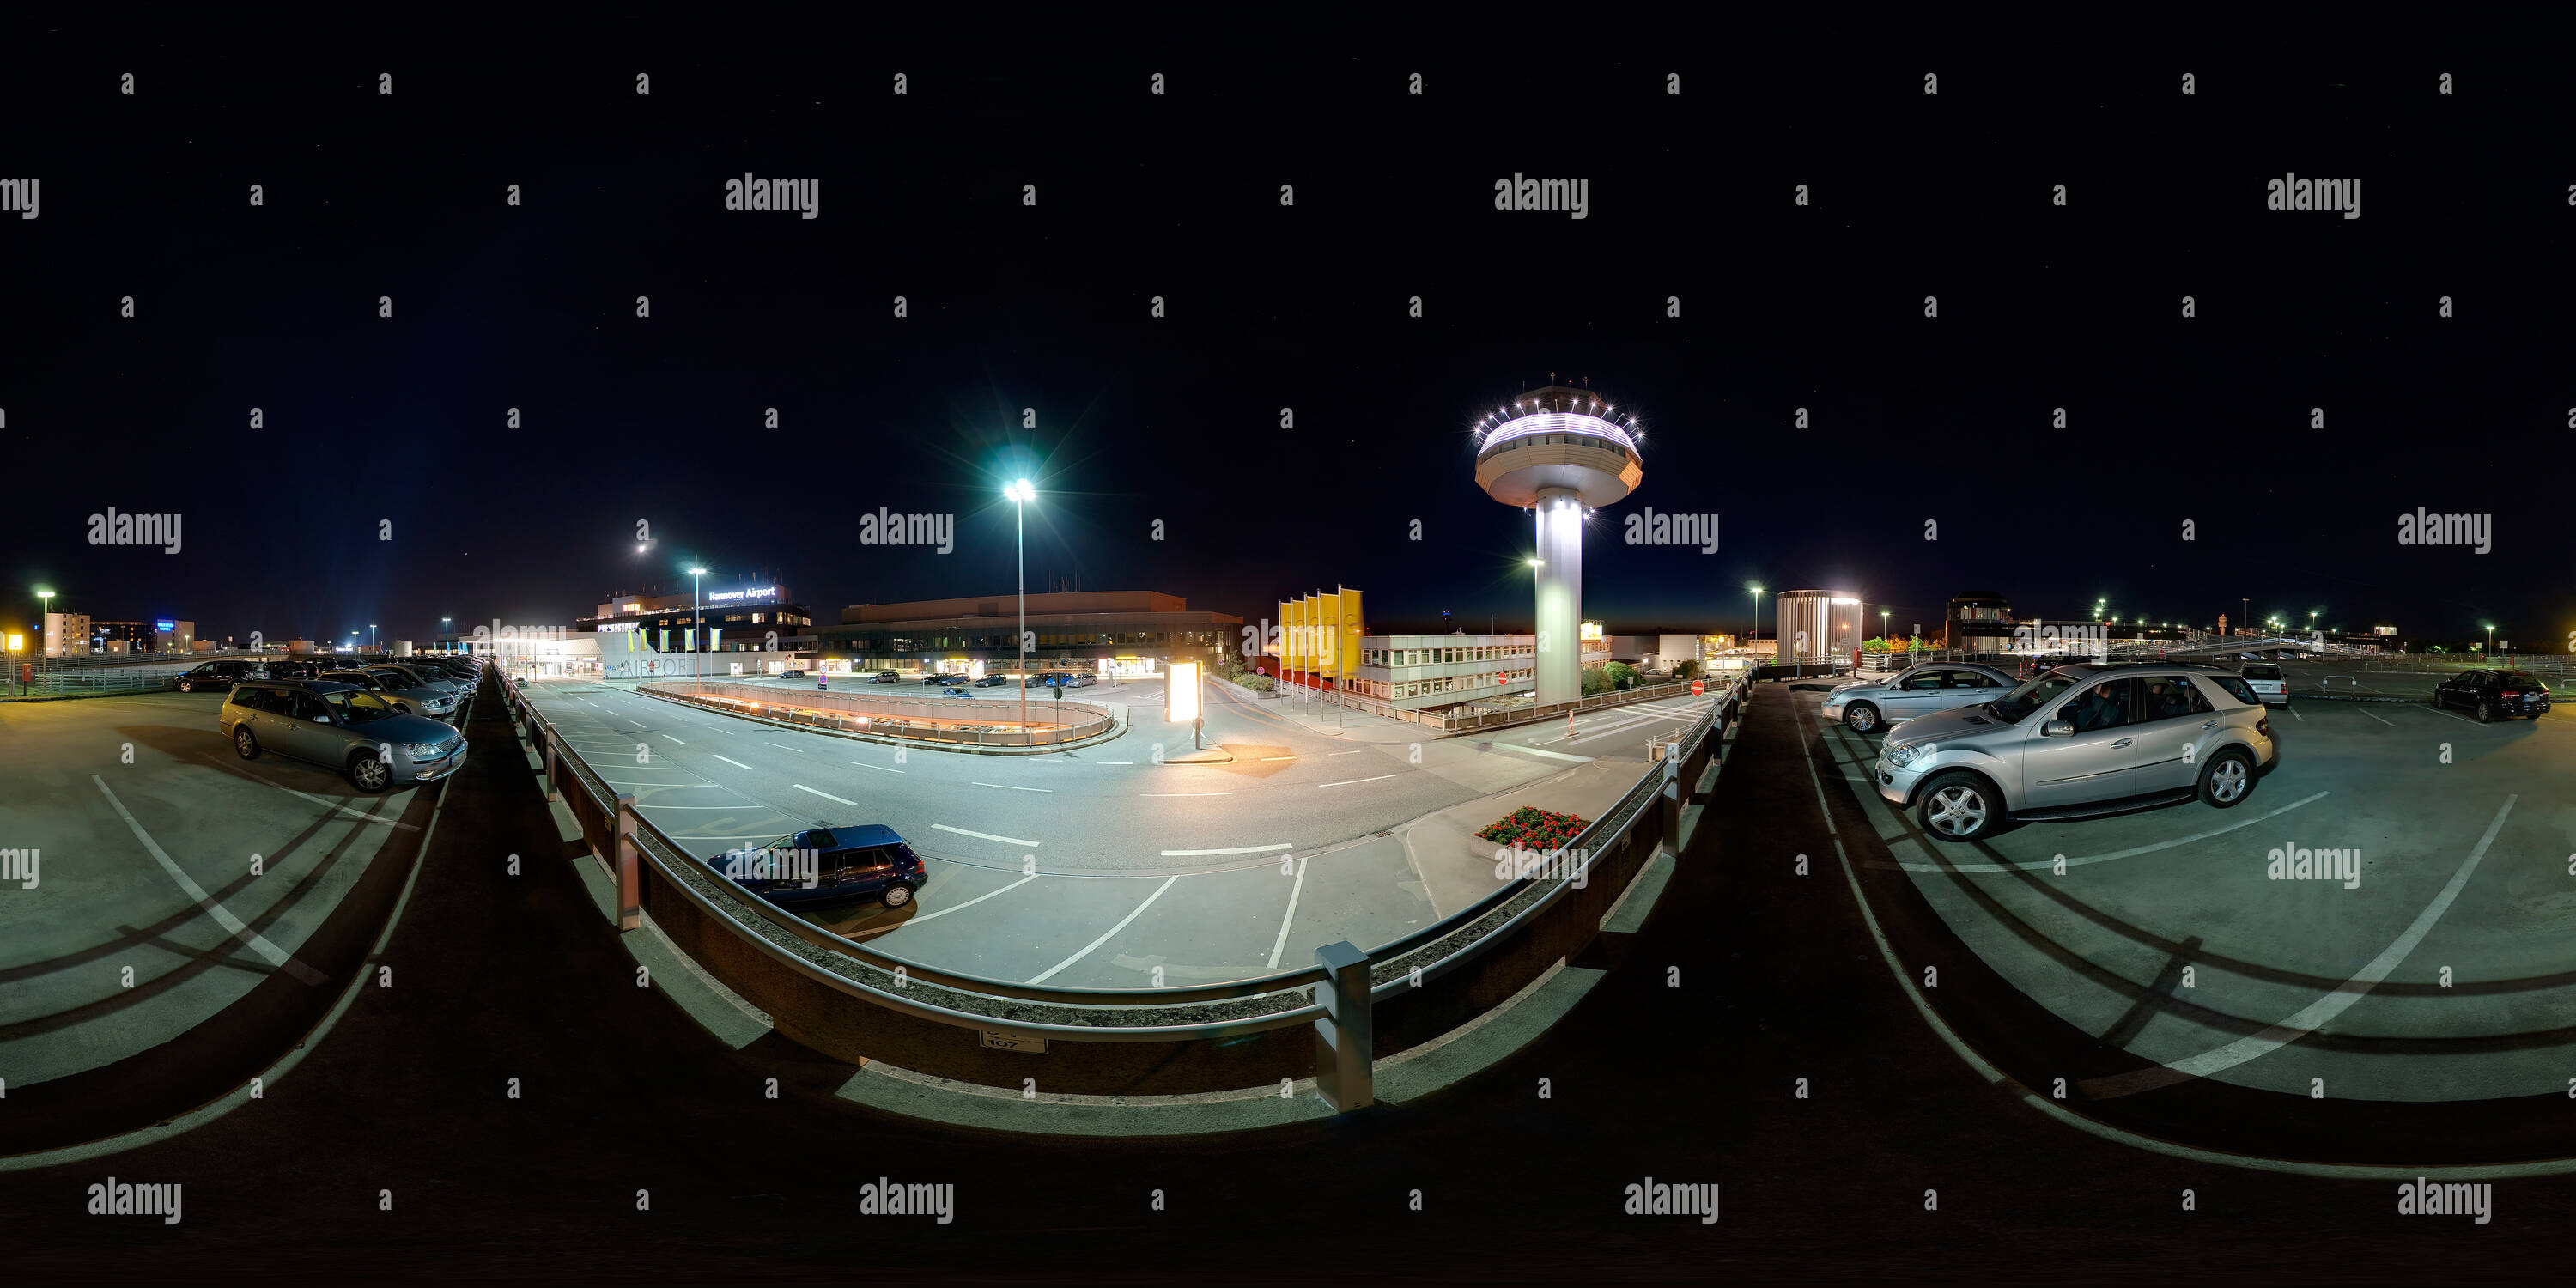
[1691,680,1705,696]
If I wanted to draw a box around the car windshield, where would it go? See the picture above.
[325,690,400,722]
[1987,671,2080,722]
[2502,672,2543,689]
[365,670,416,687]
[2242,664,2282,679]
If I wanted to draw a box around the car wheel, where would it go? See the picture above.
[178,679,194,692]
[879,882,914,908]
[2198,746,2254,808]
[2476,699,2493,724]
[346,752,391,793]
[1916,772,1996,842]
[1844,703,1880,734]
[234,726,260,760]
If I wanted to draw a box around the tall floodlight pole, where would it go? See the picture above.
[689,566,708,694]
[1005,479,1036,731]
[1748,586,1765,652]
[36,588,53,684]
[1473,386,1643,706]
[441,616,451,655]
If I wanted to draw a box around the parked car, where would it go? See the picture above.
[972,673,1012,687]
[869,671,901,684]
[370,663,468,699]
[779,668,807,679]
[1821,662,2018,734]
[2433,669,2551,721]
[323,668,459,720]
[1875,664,2276,842]
[220,679,470,792]
[2239,662,2289,708]
[703,824,927,908]
[172,659,258,693]
[920,673,964,686]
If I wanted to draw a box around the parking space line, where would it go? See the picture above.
[711,755,751,769]
[2081,795,2518,1098]
[661,734,689,744]
[630,720,647,729]
[1160,842,1291,855]
[2358,708,2394,726]
[1494,742,1593,764]
[1316,774,1398,788]
[93,775,330,987]
[974,781,1051,792]
[762,741,807,753]
[885,872,1041,927]
[793,784,856,806]
[1143,791,1231,797]
[1327,750,1365,756]
[848,761,906,774]
[1024,875,1182,984]
[1266,857,1309,969]
[934,823,1042,847]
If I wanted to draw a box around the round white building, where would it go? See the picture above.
[1473,386,1644,705]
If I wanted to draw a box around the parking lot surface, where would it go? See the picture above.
[1809,683,2576,1103]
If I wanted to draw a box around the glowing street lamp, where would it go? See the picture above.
[1748,586,1765,648]
[2485,623,2495,656]
[689,565,708,692]
[1005,479,1036,731]
[442,616,452,656]
[35,588,52,680]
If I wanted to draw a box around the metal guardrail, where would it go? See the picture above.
[1260,675,1713,732]
[504,665,1747,1106]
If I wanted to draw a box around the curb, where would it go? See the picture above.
[629,686,1128,756]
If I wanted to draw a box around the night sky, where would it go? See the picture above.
[6,15,2570,651]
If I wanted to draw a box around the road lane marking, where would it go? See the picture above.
[660,734,689,745]
[1493,742,1593,764]
[1142,792,1231,797]
[1024,875,1182,984]
[762,741,807,753]
[2359,708,2393,726]
[1258,756,1298,762]
[848,761,907,774]
[1327,750,1365,756]
[93,775,329,987]
[935,823,1042,847]
[1267,856,1310,969]
[215,761,425,830]
[630,720,647,728]
[711,755,751,769]
[884,872,1042,927]
[1159,842,1291,855]
[2081,795,2518,1098]
[1316,774,1398,788]
[974,781,1053,793]
[1885,791,2332,872]
[1098,761,1133,765]
[793,784,856,806]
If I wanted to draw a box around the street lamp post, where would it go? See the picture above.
[35,588,53,685]
[1748,585,1765,651]
[442,616,451,656]
[2486,623,2495,658]
[1005,480,1036,732]
[688,566,708,694]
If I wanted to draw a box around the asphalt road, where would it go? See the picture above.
[10,679,2572,1279]
[518,676,1714,988]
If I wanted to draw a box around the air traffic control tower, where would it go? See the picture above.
[1473,385,1644,705]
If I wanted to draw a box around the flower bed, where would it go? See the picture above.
[1475,805,1589,848]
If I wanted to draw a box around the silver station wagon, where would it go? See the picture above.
[1821,662,2019,734]
[219,679,470,792]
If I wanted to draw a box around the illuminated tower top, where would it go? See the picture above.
[1472,385,1644,508]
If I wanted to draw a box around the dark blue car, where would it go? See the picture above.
[706,824,928,909]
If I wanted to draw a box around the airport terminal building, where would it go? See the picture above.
[799,591,1241,679]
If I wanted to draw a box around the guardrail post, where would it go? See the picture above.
[1313,939,1374,1111]
[613,793,642,930]
[543,736,562,802]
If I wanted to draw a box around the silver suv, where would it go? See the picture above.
[1874,664,2276,842]
[219,679,470,792]
[1822,662,2018,734]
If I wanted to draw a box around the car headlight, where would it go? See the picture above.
[406,742,444,756]
[1884,740,1935,769]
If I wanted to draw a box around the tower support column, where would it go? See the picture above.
[1534,486,1583,705]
